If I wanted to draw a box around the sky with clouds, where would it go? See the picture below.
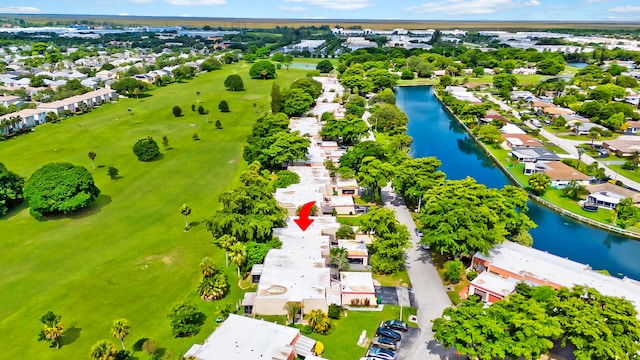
[2,0,640,21]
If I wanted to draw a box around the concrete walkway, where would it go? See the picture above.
[381,184,465,360]
[484,94,640,190]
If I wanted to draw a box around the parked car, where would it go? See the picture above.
[414,227,424,237]
[376,327,401,341]
[371,336,398,350]
[368,347,397,360]
[531,119,542,128]
[420,243,431,250]
[384,319,409,332]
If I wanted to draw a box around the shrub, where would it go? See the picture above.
[133,136,161,161]
[162,136,170,149]
[466,270,478,281]
[191,104,196,111]
[166,300,204,337]
[328,304,342,320]
[141,339,158,356]
[314,341,325,356]
[215,120,223,129]
[444,260,463,284]
[301,325,313,335]
[107,166,119,179]
[192,133,200,141]
[218,100,230,112]
[24,162,100,219]
[172,105,182,117]
[336,224,355,239]
[197,105,208,115]
[316,59,334,73]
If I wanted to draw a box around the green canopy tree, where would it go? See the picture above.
[392,157,445,211]
[166,301,204,337]
[270,82,282,113]
[319,114,369,145]
[369,103,409,135]
[24,162,100,219]
[132,136,160,162]
[357,156,395,202]
[249,60,276,79]
[0,162,24,216]
[223,74,244,91]
[477,124,503,146]
[316,59,334,73]
[281,88,314,116]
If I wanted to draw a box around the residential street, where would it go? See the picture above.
[381,184,465,360]
[484,94,640,190]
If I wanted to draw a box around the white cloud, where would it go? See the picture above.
[278,6,307,12]
[0,6,40,13]
[164,0,226,5]
[119,13,131,15]
[129,0,154,3]
[609,5,640,13]
[284,0,372,11]
[407,0,540,15]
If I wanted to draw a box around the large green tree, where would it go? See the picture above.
[24,162,100,219]
[368,103,409,135]
[249,60,276,79]
[359,207,410,274]
[316,59,334,73]
[357,156,395,202]
[223,74,244,91]
[132,136,161,162]
[166,301,204,337]
[281,88,314,116]
[528,173,551,195]
[420,178,534,257]
[0,162,24,216]
[392,157,445,210]
[319,114,369,145]
[110,77,148,97]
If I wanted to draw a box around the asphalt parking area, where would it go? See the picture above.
[374,286,398,304]
[395,327,420,358]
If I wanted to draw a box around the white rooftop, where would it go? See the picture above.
[287,166,331,186]
[475,241,640,315]
[500,123,527,135]
[290,117,322,138]
[331,195,355,207]
[337,239,368,257]
[184,314,299,360]
[340,271,375,294]
[275,184,326,209]
[471,271,519,297]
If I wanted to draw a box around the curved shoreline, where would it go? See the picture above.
[423,87,640,240]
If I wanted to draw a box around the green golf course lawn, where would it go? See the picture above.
[0,63,309,359]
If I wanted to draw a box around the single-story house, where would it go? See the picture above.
[470,241,640,315]
[0,95,21,107]
[467,271,519,303]
[511,147,561,163]
[530,100,554,110]
[184,314,320,360]
[543,107,575,116]
[330,195,356,215]
[585,183,640,209]
[340,271,376,307]
[500,123,527,135]
[501,133,541,149]
[571,122,607,136]
[337,240,369,266]
[624,120,640,135]
[603,139,640,157]
[537,161,590,188]
[335,177,359,196]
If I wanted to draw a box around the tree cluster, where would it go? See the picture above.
[420,178,535,257]
[0,162,24,216]
[243,113,310,171]
[319,112,369,146]
[166,300,205,338]
[433,284,640,360]
[359,207,410,274]
[196,257,230,301]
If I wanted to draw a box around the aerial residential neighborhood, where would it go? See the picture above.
[2,2,640,360]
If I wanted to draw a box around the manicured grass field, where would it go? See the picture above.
[0,63,308,359]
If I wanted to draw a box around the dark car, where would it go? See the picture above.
[384,319,409,332]
[371,336,398,350]
[376,327,401,341]
[368,347,397,360]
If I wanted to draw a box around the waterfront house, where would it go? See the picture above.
[536,161,590,188]
[500,123,527,135]
[184,314,321,360]
[469,241,640,315]
[500,133,542,149]
[511,147,561,163]
[585,183,640,209]
[467,271,519,303]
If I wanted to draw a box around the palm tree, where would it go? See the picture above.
[196,91,201,104]
[89,340,117,360]
[574,121,582,135]
[200,257,216,277]
[285,302,303,325]
[216,234,237,267]
[229,242,247,277]
[110,319,131,350]
[589,128,600,145]
[88,151,96,169]
[180,204,191,230]
[329,247,350,273]
[42,324,65,349]
[577,147,585,172]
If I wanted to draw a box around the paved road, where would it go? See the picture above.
[381,184,465,360]
[485,94,640,190]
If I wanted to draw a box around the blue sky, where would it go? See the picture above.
[2,0,640,21]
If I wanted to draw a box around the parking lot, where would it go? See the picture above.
[394,327,420,359]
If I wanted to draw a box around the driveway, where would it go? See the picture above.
[381,185,466,360]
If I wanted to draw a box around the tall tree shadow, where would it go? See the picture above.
[60,326,81,347]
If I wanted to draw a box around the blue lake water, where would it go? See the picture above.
[567,62,588,69]
[396,85,640,280]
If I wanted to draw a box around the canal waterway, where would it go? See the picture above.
[396,85,640,280]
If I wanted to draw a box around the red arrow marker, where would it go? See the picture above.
[294,201,315,231]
